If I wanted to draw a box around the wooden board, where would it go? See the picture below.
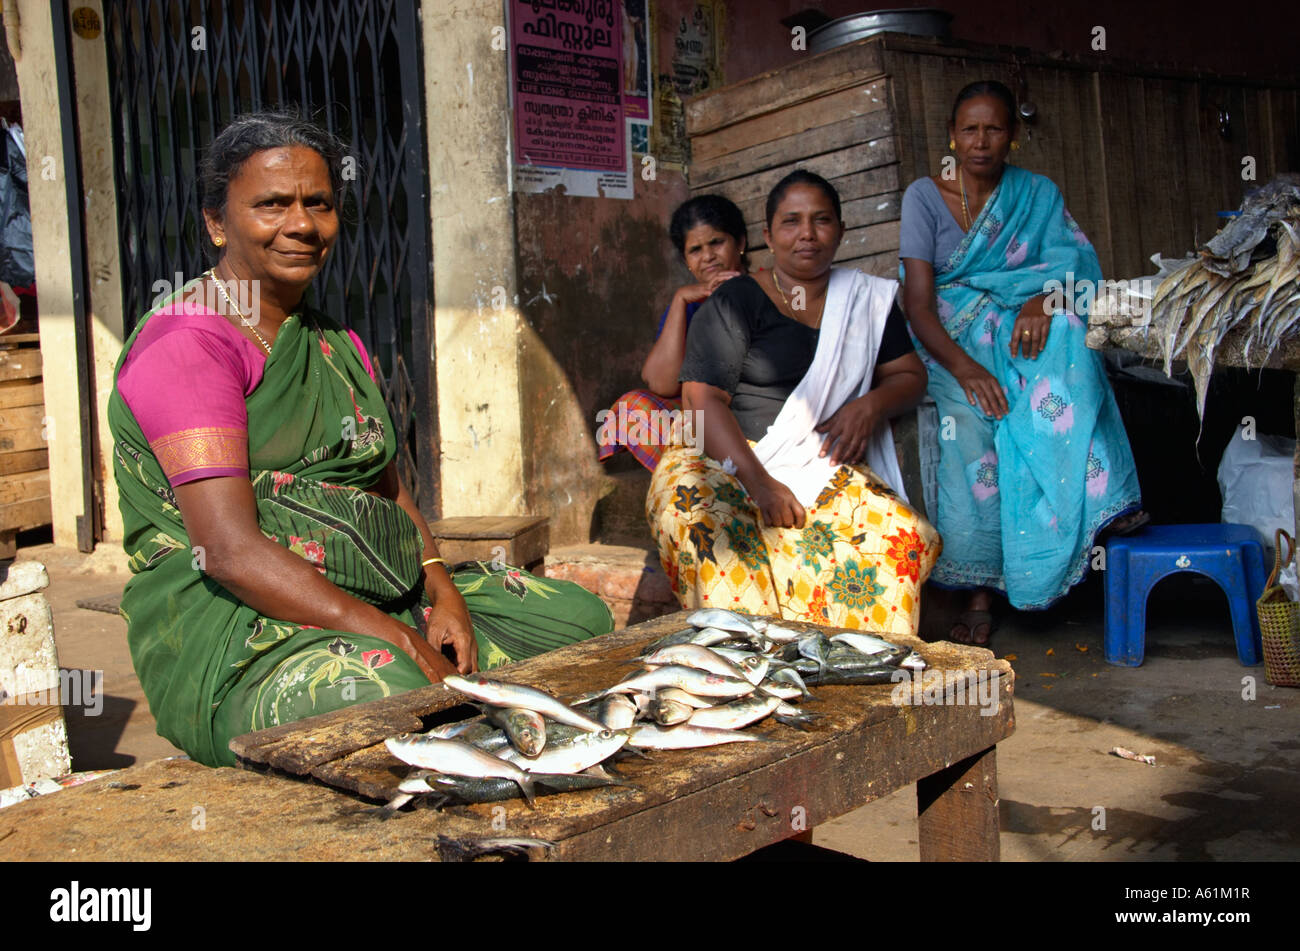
[686,43,885,136]
[0,451,47,476]
[0,427,46,453]
[0,348,40,382]
[0,496,52,533]
[692,139,898,207]
[0,470,48,506]
[428,515,549,569]
[228,611,1013,861]
[0,404,44,431]
[692,79,891,164]
[0,380,44,410]
[692,109,894,188]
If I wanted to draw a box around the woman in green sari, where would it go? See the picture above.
[109,113,612,767]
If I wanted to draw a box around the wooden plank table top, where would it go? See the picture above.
[0,612,1014,861]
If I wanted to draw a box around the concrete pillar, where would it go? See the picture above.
[7,0,85,548]
[422,0,527,517]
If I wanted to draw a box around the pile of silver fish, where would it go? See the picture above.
[1150,174,1300,419]
[382,608,924,811]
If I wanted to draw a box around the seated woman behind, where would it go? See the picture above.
[900,80,1145,644]
[109,112,612,767]
[647,170,941,637]
[597,194,747,471]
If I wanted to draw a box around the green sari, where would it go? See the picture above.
[108,284,613,767]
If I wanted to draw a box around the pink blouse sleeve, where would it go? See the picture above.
[347,329,377,382]
[117,320,259,485]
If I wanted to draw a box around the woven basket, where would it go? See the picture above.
[1258,529,1300,688]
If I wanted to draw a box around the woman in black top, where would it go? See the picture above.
[646,171,941,637]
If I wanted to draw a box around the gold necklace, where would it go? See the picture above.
[772,268,792,310]
[773,268,825,326]
[958,167,973,231]
[208,268,273,355]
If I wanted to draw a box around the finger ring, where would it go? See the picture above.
[1022,329,1031,337]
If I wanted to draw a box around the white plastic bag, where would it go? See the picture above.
[1217,425,1295,555]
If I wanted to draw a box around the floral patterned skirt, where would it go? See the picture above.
[646,448,942,637]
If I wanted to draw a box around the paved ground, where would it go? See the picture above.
[14,538,1299,861]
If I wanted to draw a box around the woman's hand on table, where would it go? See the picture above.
[815,395,878,465]
[382,617,460,682]
[422,592,479,674]
[952,356,1009,419]
[1010,295,1052,360]
[749,475,806,530]
[676,270,742,305]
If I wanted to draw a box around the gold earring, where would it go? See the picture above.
[213,236,224,247]
[948,139,955,150]
[1011,141,1021,151]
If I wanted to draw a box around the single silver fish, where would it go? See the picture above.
[498,729,628,774]
[597,694,638,730]
[384,734,538,806]
[642,643,750,680]
[650,696,694,725]
[687,693,782,730]
[426,716,489,739]
[657,686,715,709]
[485,706,547,758]
[626,724,767,750]
[640,626,707,654]
[443,675,607,733]
[762,624,805,643]
[830,632,904,655]
[687,608,763,637]
[739,655,769,685]
[900,650,928,671]
[416,772,622,805]
[755,680,803,701]
[601,664,755,699]
[768,665,814,700]
[686,626,736,647]
[709,646,763,666]
[797,633,835,674]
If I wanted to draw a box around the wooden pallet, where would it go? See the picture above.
[0,338,50,559]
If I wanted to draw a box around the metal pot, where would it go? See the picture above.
[808,8,954,54]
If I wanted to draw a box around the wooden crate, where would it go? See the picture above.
[685,34,1300,281]
[427,515,549,575]
[0,335,51,560]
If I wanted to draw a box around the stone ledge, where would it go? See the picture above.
[546,543,678,628]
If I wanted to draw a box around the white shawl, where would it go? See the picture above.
[751,267,908,508]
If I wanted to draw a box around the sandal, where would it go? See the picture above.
[950,609,994,646]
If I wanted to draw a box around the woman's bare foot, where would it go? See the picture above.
[950,589,995,645]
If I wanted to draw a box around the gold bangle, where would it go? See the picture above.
[421,557,448,568]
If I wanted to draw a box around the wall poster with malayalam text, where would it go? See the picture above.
[511,0,634,199]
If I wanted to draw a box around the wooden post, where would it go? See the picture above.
[917,746,1000,861]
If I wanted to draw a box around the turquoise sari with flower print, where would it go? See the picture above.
[903,165,1141,608]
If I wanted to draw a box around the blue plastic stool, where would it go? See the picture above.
[1104,523,1267,667]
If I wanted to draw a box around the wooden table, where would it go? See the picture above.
[0,612,1014,861]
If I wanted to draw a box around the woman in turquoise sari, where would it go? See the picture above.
[901,81,1145,643]
[108,113,612,766]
